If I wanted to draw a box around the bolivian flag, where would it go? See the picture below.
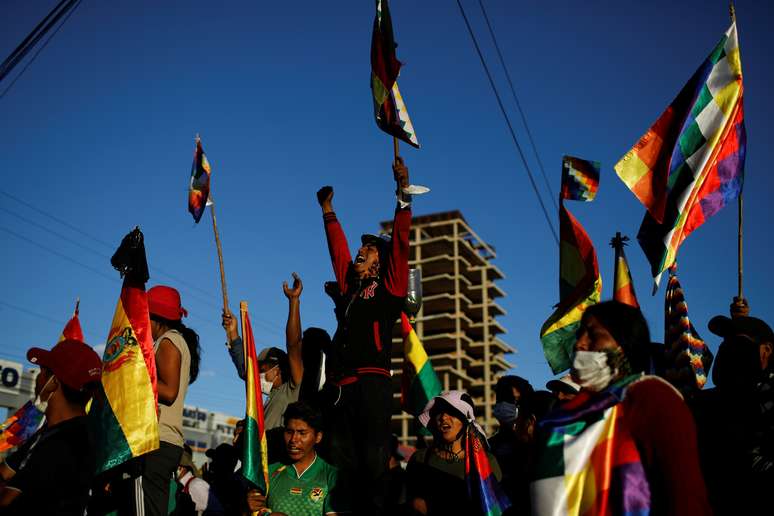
[240,301,270,493]
[90,228,159,473]
[400,313,441,416]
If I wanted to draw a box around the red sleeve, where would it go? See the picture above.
[624,378,712,516]
[323,212,352,295]
[385,206,411,297]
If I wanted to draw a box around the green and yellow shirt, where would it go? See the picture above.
[265,454,347,515]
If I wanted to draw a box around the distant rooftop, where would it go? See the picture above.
[380,210,467,230]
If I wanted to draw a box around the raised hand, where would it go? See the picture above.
[283,272,303,299]
[393,156,409,190]
[221,308,239,341]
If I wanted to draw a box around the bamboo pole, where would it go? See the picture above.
[210,202,229,312]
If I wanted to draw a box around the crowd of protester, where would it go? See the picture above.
[0,157,772,515]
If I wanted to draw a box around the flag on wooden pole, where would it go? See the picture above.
[615,22,746,288]
[540,157,602,373]
[371,0,419,148]
[611,234,640,308]
[58,299,83,342]
[240,301,270,493]
[188,137,212,223]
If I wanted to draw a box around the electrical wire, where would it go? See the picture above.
[476,0,558,212]
[455,0,560,245]
[0,0,83,100]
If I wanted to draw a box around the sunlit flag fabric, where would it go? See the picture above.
[531,375,651,515]
[89,228,159,473]
[188,138,212,223]
[59,299,84,342]
[541,157,602,373]
[466,427,511,516]
[371,0,419,148]
[664,265,712,391]
[400,312,442,416]
[240,303,270,493]
[615,22,745,287]
[611,235,640,308]
[561,156,600,201]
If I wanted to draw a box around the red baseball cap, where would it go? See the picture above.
[148,285,188,321]
[27,339,102,391]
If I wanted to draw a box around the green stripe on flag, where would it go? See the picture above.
[90,390,134,473]
[406,361,442,416]
[242,417,266,491]
[540,320,581,373]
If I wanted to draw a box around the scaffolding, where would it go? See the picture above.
[380,210,515,444]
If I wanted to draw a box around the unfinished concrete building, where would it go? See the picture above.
[380,210,515,444]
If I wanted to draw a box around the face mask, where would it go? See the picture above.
[492,401,519,424]
[572,350,616,392]
[260,366,277,395]
[34,375,56,412]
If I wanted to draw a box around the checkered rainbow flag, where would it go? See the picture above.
[615,22,745,288]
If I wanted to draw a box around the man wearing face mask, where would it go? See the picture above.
[531,301,711,516]
[0,339,102,514]
[221,274,305,460]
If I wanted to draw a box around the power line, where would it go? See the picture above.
[0,190,281,334]
[0,0,83,100]
[454,0,559,245]
[476,0,558,213]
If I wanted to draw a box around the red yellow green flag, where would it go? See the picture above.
[610,234,640,308]
[58,299,84,342]
[89,228,159,473]
[400,313,442,416]
[240,301,270,492]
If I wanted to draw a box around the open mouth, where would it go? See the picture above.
[287,446,302,455]
[439,423,452,432]
[355,255,366,264]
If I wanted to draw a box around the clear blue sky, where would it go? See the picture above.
[1,1,772,417]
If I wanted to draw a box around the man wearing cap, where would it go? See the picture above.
[315,157,411,514]
[546,374,581,402]
[0,339,102,514]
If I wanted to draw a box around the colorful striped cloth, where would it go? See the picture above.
[240,302,270,493]
[541,158,602,373]
[90,228,159,473]
[188,137,212,223]
[615,22,745,287]
[561,156,600,202]
[611,234,640,308]
[0,401,44,453]
[371,0,419,148]
[664,265,712,391]
[400,312,442,416]
[531,375,650,516]
[465,426,511,516]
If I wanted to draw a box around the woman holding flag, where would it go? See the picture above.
[530,301,711,515]
[132,285,201,516]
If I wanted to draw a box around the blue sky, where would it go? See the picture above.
[1,0,772,417]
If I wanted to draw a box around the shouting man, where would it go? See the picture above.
[317,156,411,514]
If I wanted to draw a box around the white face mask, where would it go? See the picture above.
[571,351,616,392]
[33,375,56,412]
[259,366,277,395]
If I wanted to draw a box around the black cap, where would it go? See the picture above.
[708,315,774,344]
[360,233,391,253]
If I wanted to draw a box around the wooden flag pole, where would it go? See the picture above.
[210,203,229,312]
[393,136,400,163]
[737,192,744,298]
[239,300,248,365]
[611,232,623,295]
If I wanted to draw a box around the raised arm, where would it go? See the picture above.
[385,157,411,297]
[318,186,352,295]
[283,272,304,387]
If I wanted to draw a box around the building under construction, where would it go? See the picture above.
[380,210,515,444]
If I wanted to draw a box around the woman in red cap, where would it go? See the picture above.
[140,285,201,515]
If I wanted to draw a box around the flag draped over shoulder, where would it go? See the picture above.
[465,426,511,516]
[371,0,419,148]
[188,138,212,223]
[400,313,442,416]
[615,22,745,287]
[240,303,270,493]
[531,375,651,516]
[611,235,640,308]
[541,156,602,373]
[89,228,159,473]
[664,265,712,391]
